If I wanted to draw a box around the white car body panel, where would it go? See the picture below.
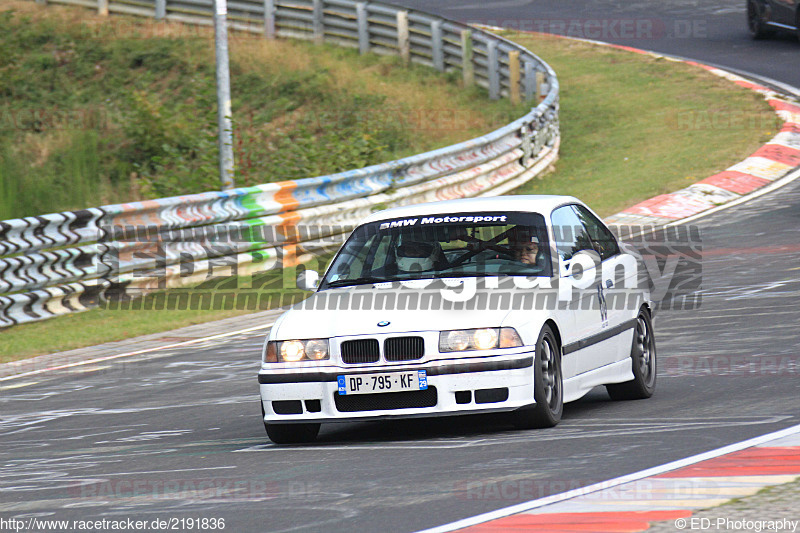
[258,195,651,428]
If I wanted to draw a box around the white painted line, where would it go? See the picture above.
[0,321,274,383]
[108,466,238,476]
[418,422,800,533]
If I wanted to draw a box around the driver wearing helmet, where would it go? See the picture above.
[510,228,545,268]
[395,240,444,273]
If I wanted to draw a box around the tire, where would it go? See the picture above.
[747,0,773,39]
[261,402,320,444]
[513,325,563,429]
[606,308,657,401]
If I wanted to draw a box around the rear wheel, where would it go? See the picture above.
[513,325,563,429]
[747,0,773,39]
[606,308,657,401]
[261,402,320,444]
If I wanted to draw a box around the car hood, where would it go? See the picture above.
[271,281,525,340]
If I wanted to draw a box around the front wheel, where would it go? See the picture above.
[513,325,563,429]
[606,308,657,401]
[747,0,773,39]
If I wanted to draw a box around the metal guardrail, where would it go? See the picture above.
[1,0,560,328]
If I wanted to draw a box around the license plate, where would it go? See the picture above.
[338,370,427,395]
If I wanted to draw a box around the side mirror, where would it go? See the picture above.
[297,269,320,291]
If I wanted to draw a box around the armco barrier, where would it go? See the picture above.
[1,0,559,328]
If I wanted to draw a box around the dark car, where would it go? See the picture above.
[747,0,800,39]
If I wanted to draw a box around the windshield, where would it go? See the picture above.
[319,211,552,289]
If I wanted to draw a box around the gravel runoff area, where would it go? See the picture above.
[646,478,800,533]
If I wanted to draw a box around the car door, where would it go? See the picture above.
[771,0,796,25]
[572,204,637,364]
[550,205,606,376]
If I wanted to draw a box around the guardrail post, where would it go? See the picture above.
[430,20,444,72]
[397,11,410,64]
[461,29,473,87]
[98,0,109,16]
[356,3,369,54]
[155,0,166,20]
[508,50,521,105]
[312,0,324,44]
[524,61,536,101]
[264,0,276,39]
[487,40,499,100]
[536,71,546,102]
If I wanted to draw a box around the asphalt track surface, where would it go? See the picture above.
[2,2,800,532]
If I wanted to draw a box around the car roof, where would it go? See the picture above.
[360,195,582,224]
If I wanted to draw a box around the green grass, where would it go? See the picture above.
[0,306,255,361]
[0,14,779,362]
[0,1,526,219]
[0,290,312,362]
[505,32,780,216]
[0,264,322,363]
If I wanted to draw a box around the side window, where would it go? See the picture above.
[360,234,392,275]
[340,233,382,278]
[572,205,619,261]
[550,206,593,262]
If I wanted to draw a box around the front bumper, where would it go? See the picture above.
[258,352,536,424]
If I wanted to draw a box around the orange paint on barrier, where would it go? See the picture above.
[113,200,163,227]
[281,243,299,268]
[698,171,770,194]
[751,144,800,167]
[457,510,692,533]
[273,181,300,213]
[277,210,302,243]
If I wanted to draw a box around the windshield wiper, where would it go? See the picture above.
[325,276,388,288]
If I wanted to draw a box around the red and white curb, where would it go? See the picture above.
[476,24,800,226]
[476,25,800,227]
[420,424,800,533]
[597,50,800,226]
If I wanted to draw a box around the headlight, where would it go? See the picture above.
[264,339,330,363]
[439,327,523,352]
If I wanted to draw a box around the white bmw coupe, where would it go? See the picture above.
[259,196,656,443]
